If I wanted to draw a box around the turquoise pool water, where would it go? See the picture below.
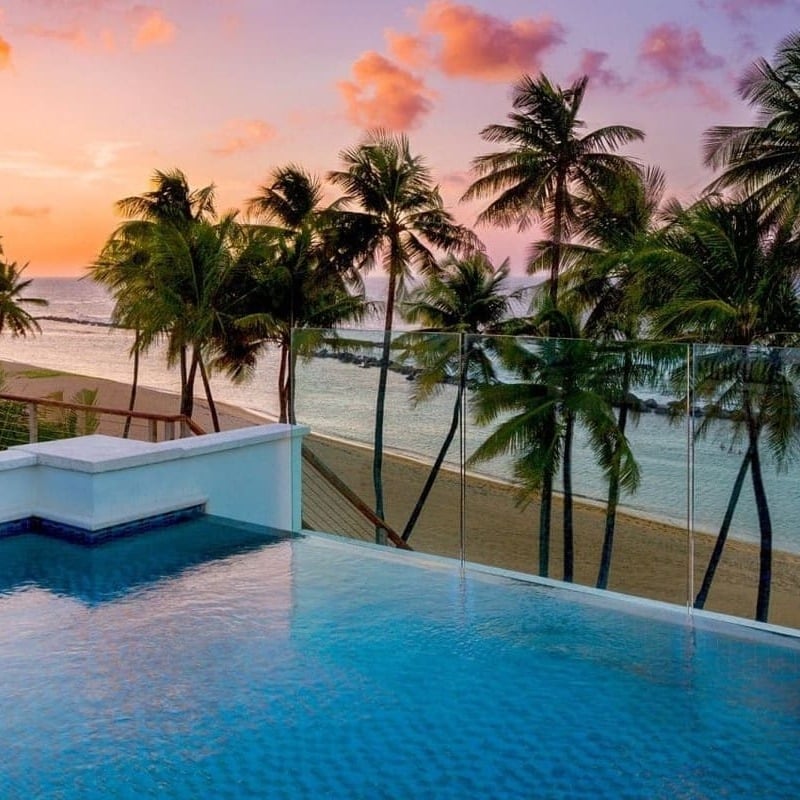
[0,518,798,799]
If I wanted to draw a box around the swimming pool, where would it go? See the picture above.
[1,518,797,799]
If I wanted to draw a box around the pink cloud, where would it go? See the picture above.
[339,52,436,130]
[409,0,565,81]
[720,0,790,20]
[0,36,11,69]
[211,119,277,156]
[131,7,176,50]
[688,78,730,112]
[8,205,51,219]
[573,50,628,90]
[639,24,723,82]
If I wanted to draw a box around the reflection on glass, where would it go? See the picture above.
[690,343,800,627]
[292,328,800,630]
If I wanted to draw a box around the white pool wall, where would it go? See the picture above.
[0,424,308,532]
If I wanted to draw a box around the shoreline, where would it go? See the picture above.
[2,357,798,628]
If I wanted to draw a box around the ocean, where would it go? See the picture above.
[4,276,800,554]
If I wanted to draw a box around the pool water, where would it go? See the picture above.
[0,518,798,799]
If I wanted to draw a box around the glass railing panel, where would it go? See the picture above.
[690,343,800,630]
[293,328,464,559]
[464,334,693,606]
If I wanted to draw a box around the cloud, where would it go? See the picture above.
[718,0,792,20]
[688,78,730,112]
[573,50,628,91]
[211,119,277,155]
[339,51,436,130]
[86,140,139,169]
[22,24,89,48]
[393,1,564,82]
[0,36,12,68]
[7,206,51,220]
[131,7,176,49]
[639,23,723,82]
[0,150,118,182]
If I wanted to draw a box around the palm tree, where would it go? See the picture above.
[0,243,47,337]
[704,32,800,227]
[645,196,800,622]
[243,166,368,423]
[329,131,479,542]
[469,309,637,581]
[94,169,223,425]
[462,73,644,303]
[557,166,669,589]
[398,253,521,542]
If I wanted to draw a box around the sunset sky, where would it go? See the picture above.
[0,0,795,276]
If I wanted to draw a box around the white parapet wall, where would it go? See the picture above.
[0,424,308,533]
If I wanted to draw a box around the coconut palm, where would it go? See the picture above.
[0,244,47,337]
[469,307,637,581]
[645,196,800,622]
[704,32,800,227]
[329,131,479,541]
[556,166,670,589]
[93,169,219,426]
[242,165,369,423]
[462,73,644,303]
[398,253,521,542]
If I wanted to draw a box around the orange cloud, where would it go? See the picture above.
[211,119,277,156]
[0,36,11,69]
[339,52,436,130]
[132,7,176,50]
[411,0,565,81]
[23,25,89,49]
[8,206,51,219]
[387,31,431,69]
[639,24,723,83]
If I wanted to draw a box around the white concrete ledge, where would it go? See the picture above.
[0,424,308,533]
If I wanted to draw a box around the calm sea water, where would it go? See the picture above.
[4,277,800,552]
[1,520,798,799]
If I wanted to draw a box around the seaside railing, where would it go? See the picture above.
[293,329,800,631]
[0,392,205,446]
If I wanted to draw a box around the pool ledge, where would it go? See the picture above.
[0,424,308,533]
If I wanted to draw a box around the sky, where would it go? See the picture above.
[0,0,796,276]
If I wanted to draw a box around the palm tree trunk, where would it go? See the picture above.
[694,446,753,609]
[123,330,140,439]
[562,411,575,582]
[373,269,398,545]
[539,470,553,577]
[198,354,220,432]
[181,347,199,418]
[750,435,773,623]
[548,171,567,304]
[402,336,466,542]
[597,354,632,590]
[277,340,289,424]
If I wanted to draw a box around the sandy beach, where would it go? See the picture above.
[2,357,798,629]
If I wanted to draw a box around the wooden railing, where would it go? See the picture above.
[0,392,206,444]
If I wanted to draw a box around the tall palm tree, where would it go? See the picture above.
[645,196,800,622]
[0,243,47,337]
[243,165,368,423]
[469,309,637,581]
[94,169,222,424]
[462,73,644,303]
[704,32,800,227]
[558,166,669,589]
[398,253,520,542]
[329,131,479,541]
